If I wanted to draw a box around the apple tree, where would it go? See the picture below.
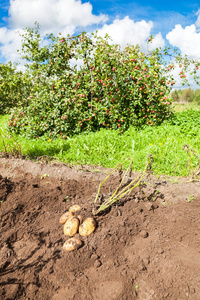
[6,25,200,138]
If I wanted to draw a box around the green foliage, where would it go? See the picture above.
[7,26,177,138]
[183,87,194,103]
[171,90,180,102]
[169,109,200,137]
[170,109,200,126]
[193,89,200,104]
[1,108,200,177]
[171,87,200,104]
[2,24,200,139]
[0,62,32,114]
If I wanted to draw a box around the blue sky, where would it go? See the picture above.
[0,1,9,24]
[90,0,198,23]
[0,0,200,88]
[84,0,200,33]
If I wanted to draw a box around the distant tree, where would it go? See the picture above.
[171,90,180,102]
[193,89,200,104]
[182,87,194,103]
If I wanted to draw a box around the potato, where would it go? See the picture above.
[77,214,83,224]
[79,217,96,236]
[63,217,79,236]
[69,205,82,213]
[59,211,73,225]
[63,237,82,252]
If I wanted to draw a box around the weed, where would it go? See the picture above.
[182,144,200,182]
[91,169,101,173]
[135,284,139,292]
[186,194,196,203]
[0,131,22,158]
[63,196,70,202]
[40,174,49,179]
[162,202,172,206]
[168,177,179,184]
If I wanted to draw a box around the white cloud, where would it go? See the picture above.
[97,17,165,51]
[8,0,108,36]
[148,32,165,50]
[166,24,200,58]
[0,27,23,62]
[97,16,159,50]
[0,0,108,63]
[1,3,165,64]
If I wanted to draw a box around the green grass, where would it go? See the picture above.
[1,110,200,177]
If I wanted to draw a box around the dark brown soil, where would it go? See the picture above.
[0,157,200,300]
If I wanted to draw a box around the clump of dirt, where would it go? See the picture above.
[0,174,13,202]
[0,157,200,300]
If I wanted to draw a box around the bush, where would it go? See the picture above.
[7,26,176,139]
[0,62,32,114]
[169,109,200,137]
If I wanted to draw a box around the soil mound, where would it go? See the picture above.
[0,158,200,299]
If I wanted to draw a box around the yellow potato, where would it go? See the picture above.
[79,217,96,236]
[63,237,82,252]
[77,214,83,224]
[69,205,82,213]
[59,211,73,225]
[63,217,79,237]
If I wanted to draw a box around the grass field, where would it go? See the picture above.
[173,102,200,112]
[1,107,200,177]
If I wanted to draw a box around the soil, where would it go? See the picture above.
[0,156,200,300]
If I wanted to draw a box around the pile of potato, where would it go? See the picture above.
[59,204,96,252]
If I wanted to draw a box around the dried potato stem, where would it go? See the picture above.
[110,158,134,200]
[93,156,151,215]
[94,157,130,204]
